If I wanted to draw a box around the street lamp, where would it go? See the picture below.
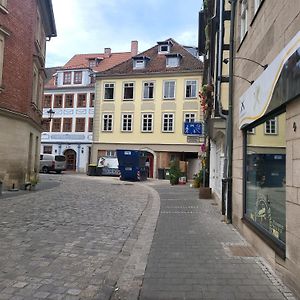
[46,108,55,121]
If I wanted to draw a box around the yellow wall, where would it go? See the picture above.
[247,113,286,148]
[94,73,202,145]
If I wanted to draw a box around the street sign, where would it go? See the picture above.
[184,122,203,135]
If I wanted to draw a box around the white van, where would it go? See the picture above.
[39,154,66,174]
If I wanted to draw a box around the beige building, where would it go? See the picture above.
[230,0,300,297]
[92,39,204,179]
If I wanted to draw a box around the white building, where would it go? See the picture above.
[42,42,138,172]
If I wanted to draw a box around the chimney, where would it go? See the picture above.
[131,40,138,56]
[104,48,111,56]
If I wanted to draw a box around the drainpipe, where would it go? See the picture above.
[226,0,237,223]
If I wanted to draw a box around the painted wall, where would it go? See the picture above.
[94,74,202,146]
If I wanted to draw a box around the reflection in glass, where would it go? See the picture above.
[245,113,286,243]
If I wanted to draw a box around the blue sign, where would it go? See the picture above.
[184,122,203,135]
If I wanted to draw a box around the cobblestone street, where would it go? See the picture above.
[0,174,156,300]
[0,175,297,300]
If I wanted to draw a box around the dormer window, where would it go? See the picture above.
[89,57,102,68]
[157,41,173,54]
[160,45,170,53]
[166,53,182,68]
[133,56,150,69]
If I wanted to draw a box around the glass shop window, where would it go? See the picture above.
[245,112,286,245]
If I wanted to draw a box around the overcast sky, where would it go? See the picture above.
[46,0,203,67]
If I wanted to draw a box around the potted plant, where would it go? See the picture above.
[169,161,181,185]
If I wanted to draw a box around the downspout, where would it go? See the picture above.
[226,0,237,223]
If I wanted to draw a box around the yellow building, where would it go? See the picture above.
[92,39,203,179]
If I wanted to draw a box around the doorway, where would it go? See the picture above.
[64,149,76,171]
[145,152,154,178]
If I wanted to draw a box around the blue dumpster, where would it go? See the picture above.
[116,149,147,181]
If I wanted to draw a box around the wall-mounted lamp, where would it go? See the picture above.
[218,75,254,85]
[42,109,55,125]
[233,74,254,85]
[223,57,268,70]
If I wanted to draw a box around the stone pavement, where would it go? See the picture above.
[137,184,297,300]
[0,175,297,300]
[0,174,158,300]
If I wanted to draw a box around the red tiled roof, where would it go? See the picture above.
[45,51,133,88]
[97,39,203,77]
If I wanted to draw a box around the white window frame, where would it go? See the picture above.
[184,113,196,123]
[104,82,115,100]
[166,56,179,68]
[162,113,174,132]
[133,59,145,69]
[123,82,135,100]
[240,0,248,41]
[163,80,176,99]
[185,80,197,98]
[247,127,255,134]
[143,81,154,100]
[141,113,153,132]
[159,45,170,54]
[264,117,277,135]
[102,113,113,132]
[121,113,133,132]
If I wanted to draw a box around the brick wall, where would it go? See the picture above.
[0,0,41,125]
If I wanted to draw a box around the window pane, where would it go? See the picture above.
[104,83,114,100]
[245,112,286,244]
[65,94,74,108]
[164,81,175,99]
[123,82,134,100]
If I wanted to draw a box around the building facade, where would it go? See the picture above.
[0,0,56,189]
[92,39,204,179]
[42,42,138,172]
[230,0,300,296]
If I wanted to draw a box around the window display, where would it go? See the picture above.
[245,112,286,244]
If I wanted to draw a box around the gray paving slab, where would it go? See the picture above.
[138,183,297,300]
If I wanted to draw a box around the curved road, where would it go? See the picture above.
[0,174,160,299]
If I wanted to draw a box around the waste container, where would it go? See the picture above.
[158,168,165,179]
[96,167,103,176]
[87,164,97,176]
[164,168,170,180]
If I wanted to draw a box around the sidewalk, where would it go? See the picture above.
[138,184,296,300]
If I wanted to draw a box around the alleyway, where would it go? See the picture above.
[0,175,296,300]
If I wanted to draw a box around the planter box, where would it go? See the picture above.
[199,187,212,199]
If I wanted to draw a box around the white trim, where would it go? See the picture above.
[163,80,176,99]
[103,82,115,101]
[162,112,175,132]
[185,79,198,99]
[122,81,135,101]
[121,113,133,132]
[141,113,154,132]
[102,113,114,132]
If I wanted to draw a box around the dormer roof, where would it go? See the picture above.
[96,38,203,78]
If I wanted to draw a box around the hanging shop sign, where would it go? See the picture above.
[239,31,300,129]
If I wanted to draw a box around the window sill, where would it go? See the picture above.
[242,216,286,259]
[103,99,114,101]
[185,97,198,100]
[163,98,175,100]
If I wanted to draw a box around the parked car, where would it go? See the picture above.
[39,154,66,174]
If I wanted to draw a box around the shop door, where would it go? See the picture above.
[64,149,76,171]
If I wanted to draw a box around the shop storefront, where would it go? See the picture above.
[239,32,300,257]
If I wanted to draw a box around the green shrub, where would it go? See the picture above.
[169,161,181,185]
